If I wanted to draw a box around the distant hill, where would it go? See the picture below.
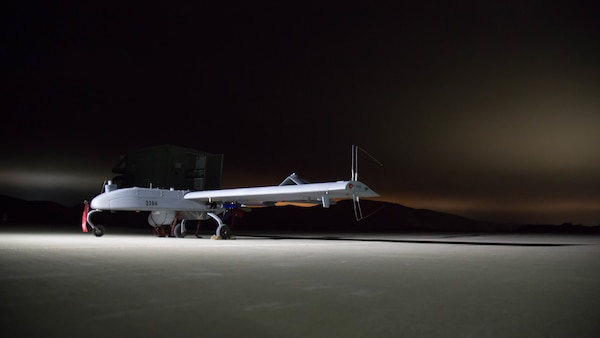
[0,195,81,225]
[1,195,598,233]
[234,200,520,233]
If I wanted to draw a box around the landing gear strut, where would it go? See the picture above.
[86,209,105,237]
[207,212,232,240]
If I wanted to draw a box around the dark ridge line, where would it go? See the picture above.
[238,234,582,247]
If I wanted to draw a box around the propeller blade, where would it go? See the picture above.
[350,144,384,221]
[353,193,386,221]
[353,195,364,221]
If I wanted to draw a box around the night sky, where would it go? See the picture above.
[3,2,600,225]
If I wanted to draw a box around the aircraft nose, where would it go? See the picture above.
[90,193,109,209]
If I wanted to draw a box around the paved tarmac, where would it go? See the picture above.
[1,227,599,337]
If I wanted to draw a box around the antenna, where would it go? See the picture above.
[351,145,358,181]
[351,145,384,181]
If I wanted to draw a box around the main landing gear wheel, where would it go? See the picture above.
[212,224,231,240]
[174,223,186,238]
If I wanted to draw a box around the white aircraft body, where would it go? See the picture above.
[83,146,380,238]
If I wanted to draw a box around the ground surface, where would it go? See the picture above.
[1,226,599,337]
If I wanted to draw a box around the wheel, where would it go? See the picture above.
[93,224,105,237]
[174,223,186,238]
[216,224,231,239]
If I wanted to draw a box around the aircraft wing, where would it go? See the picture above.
[183,180,378,206]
